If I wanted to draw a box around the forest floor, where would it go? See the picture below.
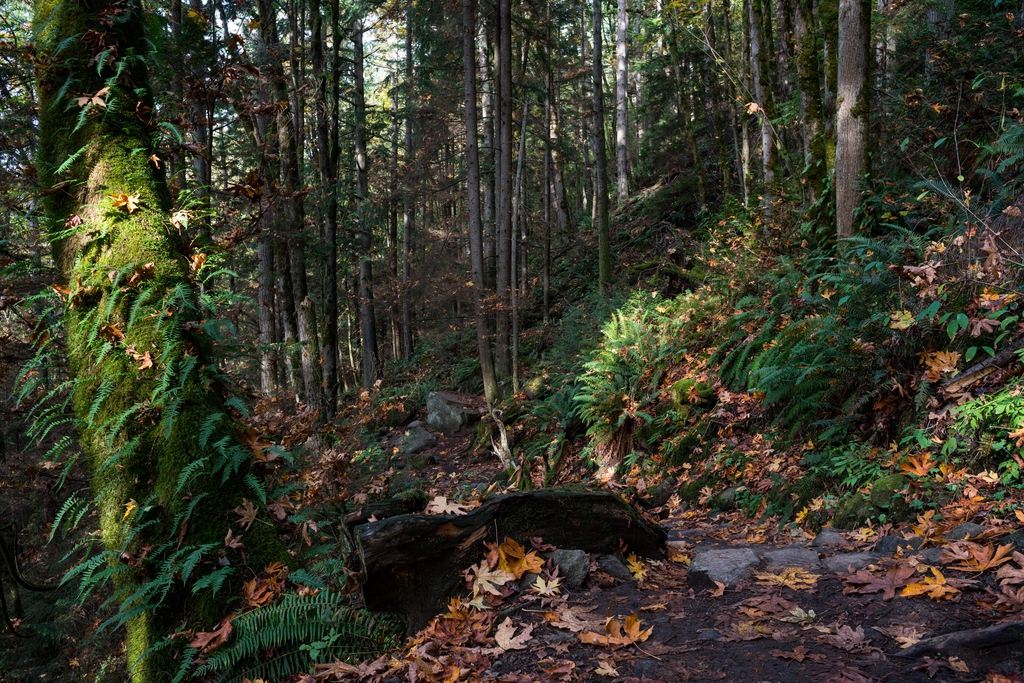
[320,427,1024,683]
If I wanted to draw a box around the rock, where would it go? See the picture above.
[714,487,739,510]
[408,453,435,470]
[1004,531,1024,549]
[916,547,944,564]
[399,426,437,455]
[384,403,416,427]
[549,549,589,590]
[762,546,821,572]
[688,548,760,589]
[596,554,633,582]
[835,474,912,529]
[641,477,678,509]
[697,629,723,641]
[824,552,884,574]
[426,391,486,436]
[669,379,715,410]
[875,535,923,555]
[519,572,541,591]
[811,529,848,548]
[945,522,986,540]
[870,474,910,509]
[408,420,424,428]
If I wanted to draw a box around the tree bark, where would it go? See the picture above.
[749,0,776,216]
[354,18,379,388]
[615,0,629,205]
[592,0,612,290]
[478,21,497,292]
[835,0,870,239]
[494,0,513,378]
[463,0,500,404]
[34,0,290,678]
[794,0,826,201]
[401,8,414,360]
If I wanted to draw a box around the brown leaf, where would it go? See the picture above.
[233,499,258,531]
[224,528,244,550]
[110,192,141,213]
[842,561,917,600]
[771,646,826,662]
[579,614,652,649]
[189,614,233,652]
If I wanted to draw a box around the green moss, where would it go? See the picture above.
[669,379,715,411]
[869,474,909,509]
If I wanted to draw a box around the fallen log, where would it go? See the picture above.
[894,621,1024,659]
[343,488,429,527]
[355,487,667,629]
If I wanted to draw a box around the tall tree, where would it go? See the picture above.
[33,0,289,678]
[835,0,871,238]
[495,0,514,377]
[463,0,500,403]
[592,0,612,289]
[401,8,414,359]
[354,16,379,388]
[615,0,629,204]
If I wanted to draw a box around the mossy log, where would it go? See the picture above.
[343,488,429,526]
[356,488,666,629]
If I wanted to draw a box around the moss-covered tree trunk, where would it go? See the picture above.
[33,1,290,680]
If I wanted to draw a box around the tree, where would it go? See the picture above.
[592,0,612,289]
[835,0,871,238]
[463,0,500,403]
[354,17,380,388]
[615,0,629,204]
[33,0,289,679]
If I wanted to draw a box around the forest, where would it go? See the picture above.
[1,0,1023,679]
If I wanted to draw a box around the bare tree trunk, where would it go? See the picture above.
[510,96,528,392]
[795,0,826,201]
[478,21,497,292]
[257,234,277,395]
[593,0,612,290]
[463,0,500,403]
[311,0,338,414]
[749,0,776,216]
[275,239,302,401]
[614,0,629,205]
[402,8,414,360]
[494,0,513,378]
[835,0,870,239]
[354,17,379,388]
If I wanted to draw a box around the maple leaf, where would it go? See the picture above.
[483,617,534,653]
[625,553,647,581]
[189,614,233,652]
[594,657,619,677]
[425,495,474,515]
[496,537,544,579]
[73,86,110,108]
[944,542,1014,572]
[889,310,915,330]
[822,625,881,654]
[873,624,927,648]
[900,452,935,478]
[110,192,141,214]
[920,349,960,382]
[224,529,244,550]
[755,568,820,590]
[901,568,961,600]
[640,602,667,612]
[122,498,138,522]
[842,561,916,600]
[463,561,514,597]
[580,614,653,649]
[100,323,125,343]
[771,646,826,662]
[545,604,604,632]
[233,499,258,531]
[530,576,561,597]
[995,551,1024,586]
[126,262,155,288]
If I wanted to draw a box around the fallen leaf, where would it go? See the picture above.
[580,614,652,649]
[626,553,648,581]
[901,567,961,601]
[710,581,726,597]
[821,625,881,654]
[873,624,927,648]
[110,192,141,214]
[640,602,667,612]
[122,498,138,522]
[224,529,244,550]
[755,568,820,590]
[463,561,514,598]
[996,551,1024,586]
[944,542,1014,572]
[495,537,545,579]
[594,656,619,677]
[842,561,916,600]
[531,576,561,597]
[546,604,604,633]
[484,617,533,653]
[189,614,233,652]
[771,645,826,662]
[233,499,258,531]
[425,495,474,515]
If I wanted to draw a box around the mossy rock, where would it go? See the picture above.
[832,474,912,529]
[662,433,700,468]
[523,375,548,400]
[475,420,494,450]
[832,494,873,530]
[670,379,715,411]
[869,474,909,509]
[677,478,708,503]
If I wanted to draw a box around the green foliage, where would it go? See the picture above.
[193,592,404,683]
[952,376,1024,484]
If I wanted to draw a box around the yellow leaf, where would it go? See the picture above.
[496,538,545,579]
[110,193,141,213]
[900,568,960,600]
[122,498,138,521]
[626,553,647,581]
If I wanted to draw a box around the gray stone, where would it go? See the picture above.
[643,476,678,509]
[425,391,486,436]
[688,548,761,589]
[519,572,541,591]
[875,535,923,555]
[811,529,848,548]
[824,552,884,574]
[946,522,986,541]
[762,546,821,572]
[697,629,723,640]
[596,554,633,582]
[1005,531,1024,549]
[408,453,435,470]
[549,549,589,590]
[916,547,944,564]
[408,420,424,428]
[399,425,437,455]
[714,487,739,510]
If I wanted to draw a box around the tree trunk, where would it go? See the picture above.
[463,0,500,404]
[794,0,826,201]
[478,21,497,292]
[34,0,290,679]
[354,18,379,388]
[510,96,528,393]
[402,8,414,360]
[311,0,338,415]
[749,0,776,216]
[835,0,870,239]
[592,0,612,290]
[614,0,629,205]
[494,0,513,378]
